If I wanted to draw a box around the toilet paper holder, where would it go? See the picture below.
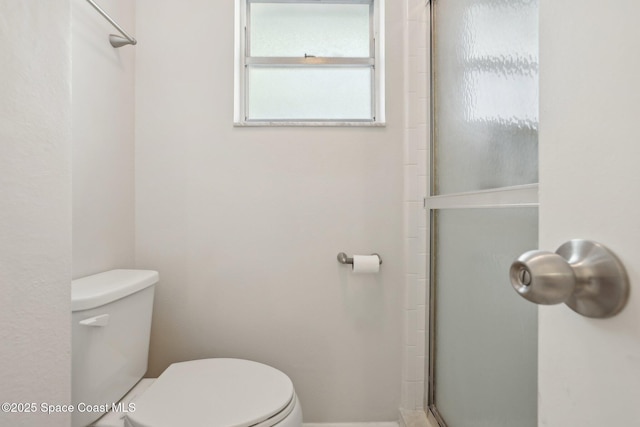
[337,252,383,265]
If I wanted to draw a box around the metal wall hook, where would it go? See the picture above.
[509,239,629,318]
[86,0,137,48]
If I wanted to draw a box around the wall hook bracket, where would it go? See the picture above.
[86,0,137,48]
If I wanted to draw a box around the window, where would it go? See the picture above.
[234,0,385,125]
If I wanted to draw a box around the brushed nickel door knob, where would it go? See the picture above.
[510,240,629,318]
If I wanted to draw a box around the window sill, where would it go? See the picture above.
[234,120,386,127]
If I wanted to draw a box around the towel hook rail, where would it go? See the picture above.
[85,0,137,48]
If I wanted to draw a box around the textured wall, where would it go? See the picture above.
[0,1,72,426]
[135,0,404,422]
[72,0,136,279]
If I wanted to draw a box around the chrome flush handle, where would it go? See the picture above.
[509,239,630,318]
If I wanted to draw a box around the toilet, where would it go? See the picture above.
[71,269,303,427]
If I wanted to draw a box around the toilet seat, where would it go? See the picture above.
[125,358,296,427]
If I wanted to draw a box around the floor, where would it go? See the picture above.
[92,379,402,427]
[91,379,154,427]
[399,409,432,427]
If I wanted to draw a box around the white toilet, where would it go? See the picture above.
[71,269,303,427]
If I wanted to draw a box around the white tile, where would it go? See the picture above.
[417,357,426,381]
[401,380,416,410]
[406,237,418,274]
[405,2,415,23]
[406,274,418,310]
[419,208,428,229]
[404,165,418,202]
[408,91,419,129]
[417,249,427,279]
[418,225,428,255]
[417,304,426,332]
[417,17,428,50]
[421,2,430,24]
[417,72,429,101]
[411,202,422,235]
[409,55,419,87]
[406,0,417,18]
[417,48,428,73]
[415,381,425,410]
[405,345,418,381]
[408,55,418,94]
[418,175,427,201]
[417,149,428,177]
[407,310,417,347]
[402,342,409,379]
[405,129,419,166]
[417,278,427,306]
[417,96,428,126]
[417,124,428,151]
[400,409,429,427]
[408,0,424,21]
[405,6,431,416]
[405,201,419,238]
[417,328,426,358]
[408,20,420,55]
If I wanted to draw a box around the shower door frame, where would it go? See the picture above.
[425,188,539,427]
[425,0,539,425]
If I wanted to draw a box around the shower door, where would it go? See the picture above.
[427,0,539,426]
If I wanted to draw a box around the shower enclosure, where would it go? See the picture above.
[427,0,539,426]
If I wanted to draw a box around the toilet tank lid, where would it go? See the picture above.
[72,269,159,312]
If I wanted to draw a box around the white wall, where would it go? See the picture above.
[135,0,404,422]
[0,1,72,426]
[539,0,640,425]
[72,0,136,279]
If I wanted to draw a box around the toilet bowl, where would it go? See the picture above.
[71,270,303,427]
[124,359,302,427]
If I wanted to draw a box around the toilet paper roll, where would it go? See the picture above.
[352,255,380,274]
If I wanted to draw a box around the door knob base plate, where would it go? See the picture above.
[557,240,629,318]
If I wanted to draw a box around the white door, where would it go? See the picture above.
[538,0,640,425]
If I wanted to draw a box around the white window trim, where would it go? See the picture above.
[234,0,386,126]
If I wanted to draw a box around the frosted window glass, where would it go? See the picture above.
[248,67,372,120]
[433,0,538,194]
[250,3,370,58]
[434,208,538,427]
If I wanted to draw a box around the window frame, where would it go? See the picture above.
[234,0,385,126]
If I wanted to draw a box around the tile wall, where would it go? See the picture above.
[402,0,430,411]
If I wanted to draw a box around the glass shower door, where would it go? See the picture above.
[427,0,539,426]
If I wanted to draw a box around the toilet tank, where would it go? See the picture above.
[71,269,158,427]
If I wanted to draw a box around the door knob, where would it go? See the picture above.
[509,240,629,318]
